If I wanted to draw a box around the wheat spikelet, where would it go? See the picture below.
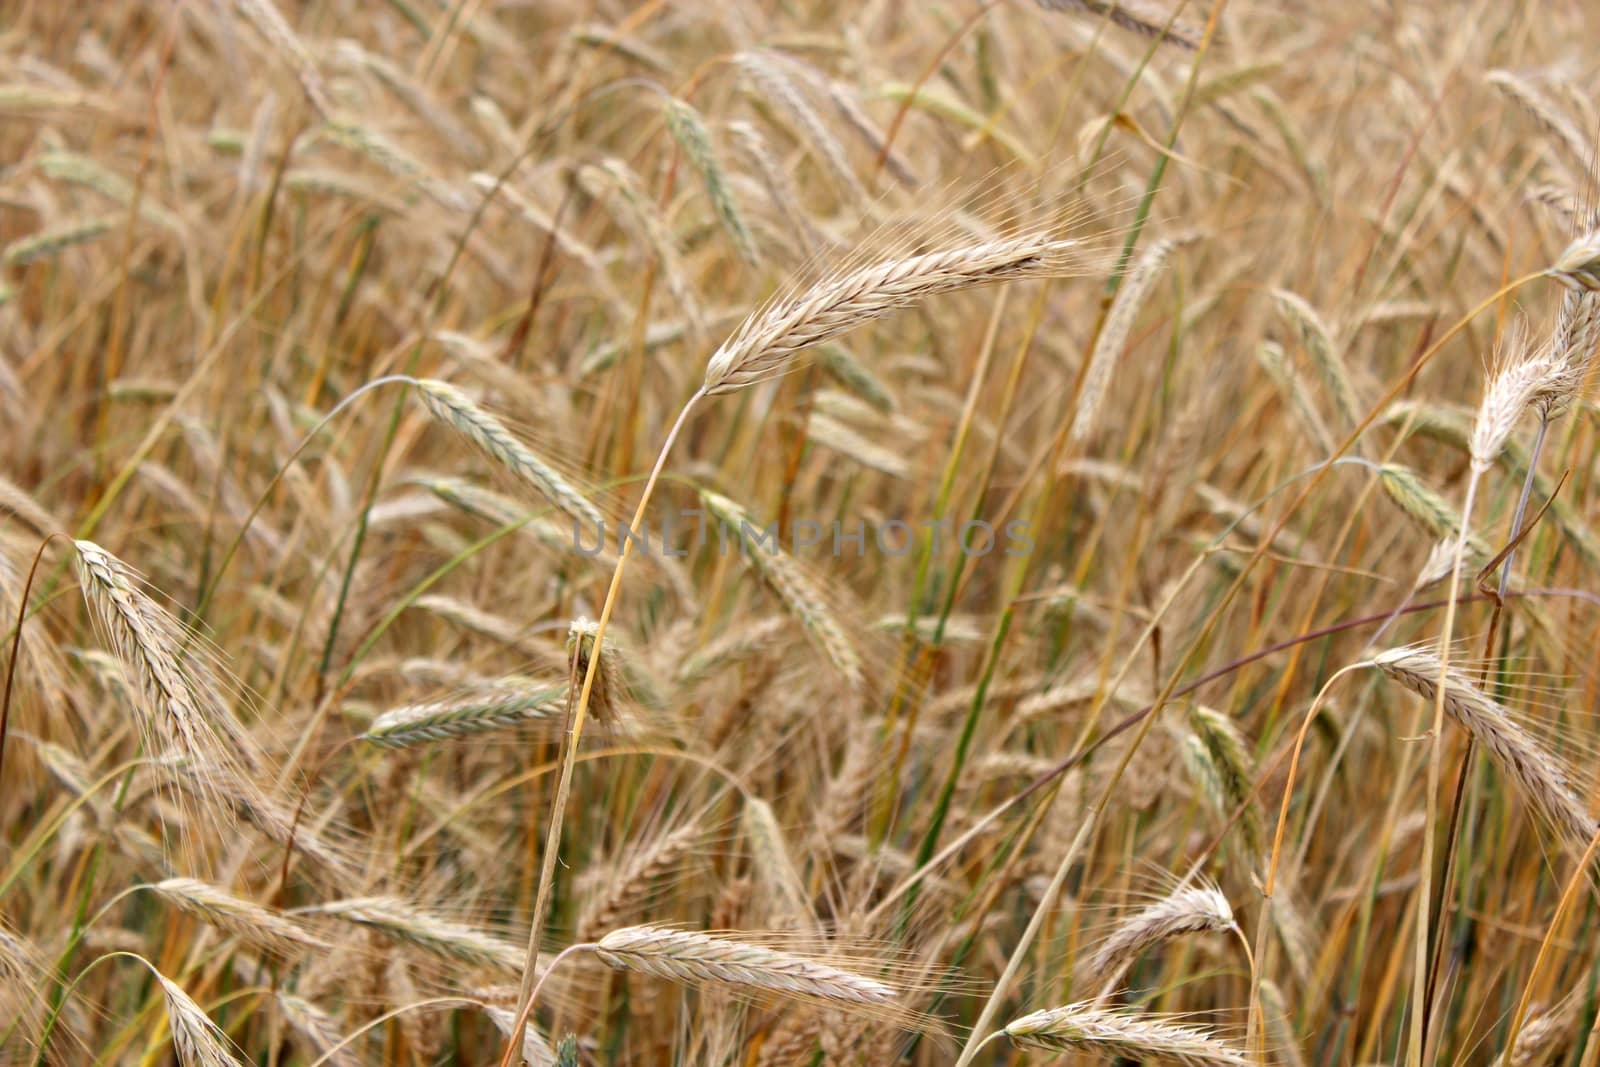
[576,822,705,940]
[665,97,758,265]
[1272,288,1365,445]
[1377,464,1490,557]
[1258,980,1305,1067]
[0,920,44,1051]
[1084,881,1235,988]
[1471,324,1563,470]
[1541,289,1600,416]
[677,616,789,685]
[323,122,470,212]
[307,897,526,975]
[2,216,117,266]
[1381,401,1600,570]
[1486,70,1593,173]
[1499,999,1579,1067]
[414,380,604,530]
[1549,227,1600,292]
[232,0,332,115]
[700,490,862,689]
[361,683,567,747]
[334,40,480,159]
[39,152,184,232]
[818,345,896,413]
[277,993,355,1066]
[1186,704,1262,857]
[586,157,704,339]
[154,969,246,1066]
[742,797,814,927]
[281,167,411,212]
[467,175,620,305]
[1002,1002,1247,1063]
[736,51,868,206]
[484,1006,558,1065]
[704,232,1083,394]
[1374,646,1595,851]
[728,119,825,255]
[1034,0,1201,49]
[1255,340,1336,454]
[594,925,895,1006]
[567,617,626,728]
[1075,236,1186,442]
[30,736,94,799]
[822,78,919,187]
[413,595,567,673]
[807,414,912,478]
[73,541,255,799]
[154,879,326,955]
[567,21,670,71]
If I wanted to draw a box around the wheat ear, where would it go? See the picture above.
[1085,881,1236,991]
[154,967,247,1067]
[1002,1002,1248,1064]
[361,683,567,747]
[1374,646,1594,851]
[153,879,326,955]
[703,233,1084,394]
[307,896,527,975]
[701,490,863,689]
[414,379,604,530]
[594,925,895,1006]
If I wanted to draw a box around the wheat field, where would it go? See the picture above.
[2,1,1600,1064]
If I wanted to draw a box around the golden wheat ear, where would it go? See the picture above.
[1001,1002,1248,1064]
[701,233,1088,395]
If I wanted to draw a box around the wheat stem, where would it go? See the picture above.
[499,388,704,1066]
